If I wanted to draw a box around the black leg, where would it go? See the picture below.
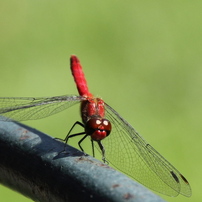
[55,121,84,143]
[91,140,95,157]
[56,121,86,153]
[97,141,108,164]
[64,121,85,143]
[78,134,88,152]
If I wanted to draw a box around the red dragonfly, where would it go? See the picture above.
[0,56,191,197]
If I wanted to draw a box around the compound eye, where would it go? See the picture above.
[101,119,111,134]
[85,118,112,140]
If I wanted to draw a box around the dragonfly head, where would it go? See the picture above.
[85,117,111,141]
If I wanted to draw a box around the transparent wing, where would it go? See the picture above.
[96,102,191,197]
[0,95,82,121]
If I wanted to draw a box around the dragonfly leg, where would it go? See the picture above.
[64,121,85,142]
[91,140,95,157]
[55,121,85,142]
[56,121,86,153]
[57,131,86,154]
[97,141,108,164]
[78,134,88,154]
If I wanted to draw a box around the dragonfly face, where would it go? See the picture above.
[85,117,111,141]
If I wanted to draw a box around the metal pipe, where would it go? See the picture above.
[0,120,165,202]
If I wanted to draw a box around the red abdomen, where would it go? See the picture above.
[70,55,92,97]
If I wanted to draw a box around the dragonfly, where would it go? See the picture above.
[0,55,191,197]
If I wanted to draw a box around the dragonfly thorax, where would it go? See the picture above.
[80,98,105,124]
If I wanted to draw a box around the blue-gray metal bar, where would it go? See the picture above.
[0,120,166,202]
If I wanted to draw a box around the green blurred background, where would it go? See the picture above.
[0,1,201,201]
